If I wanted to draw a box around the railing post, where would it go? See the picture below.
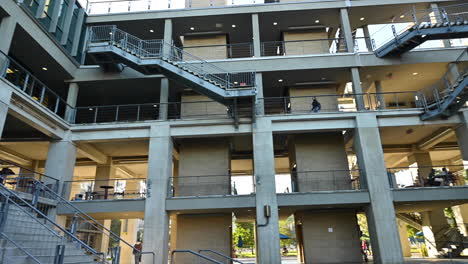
[54,244,65,264]
[137,105,140,121]
[0,196,10,233]
[32,181,41,209]
[54,97,60,114]
[70,213,79,235]
[94,107,99,123]
[110,26,116,43]
[39,86,46,104]
[115,106,119,122]
[112,246,121,264]
[22,73,30,91]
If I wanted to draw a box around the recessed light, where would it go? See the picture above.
[88,108,93,111]
[42,67,48,71]
[412,72,419,76]
[400,15,405,18]
[149,29,154,33]
[190,27,195,31]
[360,17,365,21]
[153,104,158,107]
[215,23,223,28]
[315,19,320,23]
[278,79,283,82]
[321,77,326,80]
[109,32,113,35]
[232,24,236,28]
[273,22,278,26]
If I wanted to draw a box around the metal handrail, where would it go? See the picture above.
[171,250,224,264]
[0,159,59,191]
[0,184,106,262]
[198,249,252,264]
[0,233,42,264]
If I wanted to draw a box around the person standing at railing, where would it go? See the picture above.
[311,97,321,112]
[0,167,14,185]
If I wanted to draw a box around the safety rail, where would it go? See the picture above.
[0,51,73,121]
[371,3,468,51]
[261,38,346,57]
[416,48,468,117]
[63,178,147,201]
[0,233,42,264]
[387,165,467,189]
[0,184,107,263]
[183,43,254,59]
[88,25,256,90]
[290,169,363,193]
[169,174,255,197]
[171,250,224,264]
[199,249,252,264]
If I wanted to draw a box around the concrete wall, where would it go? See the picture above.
[292,132,351,191]
[183,35,227,60]
[180,94,228,119]
[283,30,329,55]
[185,0,227,8]
[177,138,230,196]
[174,214,231,264]
[295,210,362,263]
[289,87,338,113]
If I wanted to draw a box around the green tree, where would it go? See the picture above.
[108,219,122,248]
[279,217,295,248]
[233,222,255,253]
[357,214,369,238]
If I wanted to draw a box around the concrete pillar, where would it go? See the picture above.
[397,219,412,257]
[0,16,17,53]
[252,13,261,57]
[159,78,169,120]
[95,219,112,254]
[407,151,433,186]
[0,89,12,139]
[120,219,139,264]
[142,123,173,264]
[65,82,79,122]
[430,3,451,48]
[339,8,355,52]
[93,160,116,195]
[60,0,77,45]
[71,9,85,56]
[163,19,173,57]
[255,72,264,115]
[49,0,64,32]
[421,210,449,257]
[45,139,77,195]
[374,81,386,109]
[362,25,373,51]
[454,111,468,235]
[448,62,460,83]
[252,117,281,264]
[353,113,404,263]
[35,0,47,18]
[350,68,365,110]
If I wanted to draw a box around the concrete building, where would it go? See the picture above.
[0,0,468,263]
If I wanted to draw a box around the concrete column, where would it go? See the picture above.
[252,117,281,264]
[45,139,77,195]
[252,13,261,57]
[350,68,365,110]
[454,111,468,235]
[94,160,115,191]
[0,89,12,139]
[159,78,169,120]
[142,123,173,264]
[0,16,17,53]
[407,151,433,186]
[255,72,264,115]
[49,0,64,32]
[353,113,404,263]
[60,0,77,45]
[339,8,355,52]
[374,81,386,109]
[71,9,85,56]
[120,219,139,264]
[35,0,47,18]
[448,62,460,83]
[421,210,449,257]
[362,25,373,51]
[397,219,412,257]
[163,19,173,57]
[430,3,451,48]
[65,82,79,122]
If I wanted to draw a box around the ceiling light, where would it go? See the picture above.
[360,17,365,21]
[273,22,278,26]
[215,23,223,28]
[412,72,419,76]
[88,108,93,111]
[109,32,113,35]
[321,77,326,80]
[149,29,154,33]
[400,15,405,18]
[153,104,158,107]
[190,27,195,31]
[42,67,48,71]
[232,24,236,28]
[315,19,320,23]
[278,79,283,82]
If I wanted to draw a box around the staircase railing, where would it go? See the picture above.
[199,249,253,264]
[0,184,106,263]
[88,25,256,91]
[171,250,224,264]
[416,47,468,113]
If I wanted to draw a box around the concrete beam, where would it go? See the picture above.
[57,199,145,215]
[252,13,261,57]
[71,66,165,82]
[417,127,455,151]
[393,187,468,203]
[277,191,369,207]
[76,143,108,164]
[0,146,32,166]
[166,195,255,211]
[0,16,17,53]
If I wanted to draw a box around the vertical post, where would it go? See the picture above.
[60,0,77,45]
[353,114,403,263]
[362,25,373,51]
[430,3,451,48]
[163,19,173,58]
[374,81,386,109]
[350,68,365,110]
[65,83,79,122]
[35,0,47,18]
[49,0,64,32]
[71,9,85,56]
[142,124,173,264]
[252,13,261,57]
[340,8,355,52]
[253,117,281,264]
[0,16,17,54]
[0,88,12,140]
[159,78,169,120]
[255,73,264,115]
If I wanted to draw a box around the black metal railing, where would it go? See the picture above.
[63,178,147,201]
[169,174,255,197]
[387,165,467,189]
[261,38,347,57]
[290,169,362,192]
[182,43,253,59]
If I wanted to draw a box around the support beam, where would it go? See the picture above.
[350,68,365,110]
[60,0,77,45]
[142,123,172,264]
[65,82,79,122]
[159,78,169,120]
[0,16,17,53]
[374,81,386,109]
[0,89,12,139]
[45,139,77,196]
[48,0,64,32]
[354,113,403,263]
[255,72,264,115]
[163,19,172,57]
[252,13,261,57]
[35,0,47,18]
[71,9,85,56]
[0,146,32,167]
[253,117,281,264]
[455,111,468,162]
[417,127,454,151]
[340,8,355,52]
[76,143,108,164]
[362,25,373,51]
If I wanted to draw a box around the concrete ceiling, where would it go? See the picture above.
[379,125,455,145]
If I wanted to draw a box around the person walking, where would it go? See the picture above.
[311,97,321,112]
[133,240,143,264]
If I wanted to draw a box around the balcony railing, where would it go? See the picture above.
[169,174,255,197]
[62,178,147,201]
[261,38,347,57]
[182,43,253,60]
[387,165,467,189]
[289,169,363,193]
[0,51,73,121]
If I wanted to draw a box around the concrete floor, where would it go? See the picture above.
[236,257,468,264]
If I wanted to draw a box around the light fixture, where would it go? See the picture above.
[109,32,113,35]
[149,29,154,33]
[234,81,238,84]
[360,17,365,21]
[88,108,93,111]
[400,15,405,18]
[215,23,223,28]
[232,24,236,28]
[153,104,158,107]
[190,27,195,31]
[278,79,283,82]
[42,67,48,71]
[412,72,419,76]
[321,77,326,80]
[315,19,320,23]
[273,22,278,26]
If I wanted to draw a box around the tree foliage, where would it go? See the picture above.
[233,222,255,252]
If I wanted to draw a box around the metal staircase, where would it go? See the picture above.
[416,48,468,120]
[373,4,468,57]
[87,25,257,105]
